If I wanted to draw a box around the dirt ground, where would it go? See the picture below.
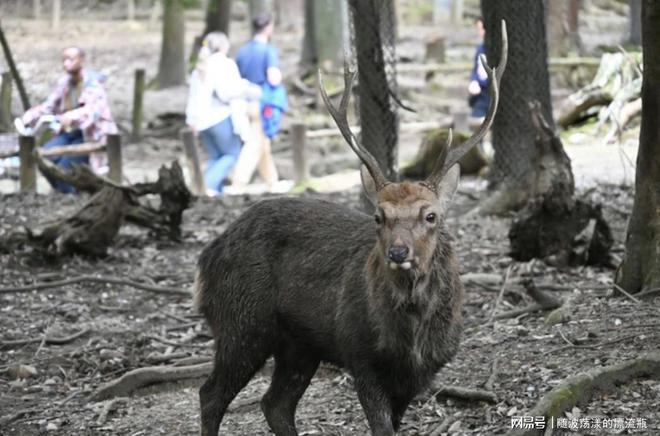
[1,181,659,436]
[1,3,658,436]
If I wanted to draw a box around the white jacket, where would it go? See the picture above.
[185,53,257,139]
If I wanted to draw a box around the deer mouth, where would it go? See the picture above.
[388,259,416,271]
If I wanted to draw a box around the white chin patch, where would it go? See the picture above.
[389,261,412,271]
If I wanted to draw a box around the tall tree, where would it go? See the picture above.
[616,1,660,294]
[348,0,399,183]
[248,0,273,23]
[204,0,231,36]
[301,0,346,70]
[546,0,568,57]
[157,0,186,89]
[629,0,642,45]
[480,0,555,213]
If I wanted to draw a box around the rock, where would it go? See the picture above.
[99,349,123,361]
[6,364,38,379]
[545,306,572,326]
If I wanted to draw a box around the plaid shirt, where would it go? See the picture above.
[23,69,118,144]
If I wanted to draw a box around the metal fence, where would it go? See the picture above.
[348,0,400,181]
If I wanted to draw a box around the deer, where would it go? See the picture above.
[194,21,507,436]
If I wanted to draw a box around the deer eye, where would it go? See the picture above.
[425,213,437,223]
[374,214,382,225]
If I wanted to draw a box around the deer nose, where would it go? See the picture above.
[388,245,410,264]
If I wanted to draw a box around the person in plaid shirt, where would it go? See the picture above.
[21,46,117,193]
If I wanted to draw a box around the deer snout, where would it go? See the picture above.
[388,245,410,264]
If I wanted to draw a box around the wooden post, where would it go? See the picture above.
[0,71,12,131]
[131,69,145,141]
[19,135,36,192]
[291,123,309,183]
[106,134,122,183]
[180,128,206,195]
[34,0,42,20]
[52,0,61,31]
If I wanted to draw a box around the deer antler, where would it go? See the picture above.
[423,20,509,192]
[318,66,391,191]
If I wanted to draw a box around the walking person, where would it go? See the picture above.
[185,32,254,195]
[232,12,287,192]
[468,17,489,120]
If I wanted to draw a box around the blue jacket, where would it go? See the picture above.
[261,84,288,139]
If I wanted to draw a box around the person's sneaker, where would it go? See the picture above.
[13,118,31,136]
[269,180,294,194]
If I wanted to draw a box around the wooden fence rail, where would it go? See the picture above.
[0,134,122,191]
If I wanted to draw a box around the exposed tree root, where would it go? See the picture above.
[90,362,213,402]
[433,385,498,404]
[0,275,189,296]
[507,352,660,436]
[95,397,128,426]
[0,328,90,349]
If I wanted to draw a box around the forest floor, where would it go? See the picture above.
[1,181,659,436]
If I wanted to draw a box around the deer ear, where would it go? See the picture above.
[360,165,378,207]
[435,164,460,210]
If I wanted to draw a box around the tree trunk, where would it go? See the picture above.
[157,0,186,89]
[508,102,613,266]
[204,0,231,35]
[248,0,273,23]
[127,0,136,21]
[274,0,302,28]
[546,0,568,57]
[33,0,42,20]
[52,0,61,31]
[567,0,582,53]
[480,0,555,212]
[300,0,315,68]
[629,0,642,45]
[0,20,31,110]
[28,186,125,257]
[301,0,346,71]
[616,0,660,294]
[349,0,399,183]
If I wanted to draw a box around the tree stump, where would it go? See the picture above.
[28,187,125,257]
[26,158,192,256]
[508,102,613,266]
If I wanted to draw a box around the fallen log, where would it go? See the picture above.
[507,352,660,436]
[27,186,125,257]
[28,158,192,255]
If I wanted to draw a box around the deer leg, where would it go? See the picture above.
[354,373,395,436]
[390,394,413,431]
[261,343,320,436]
[199,337,271,436]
